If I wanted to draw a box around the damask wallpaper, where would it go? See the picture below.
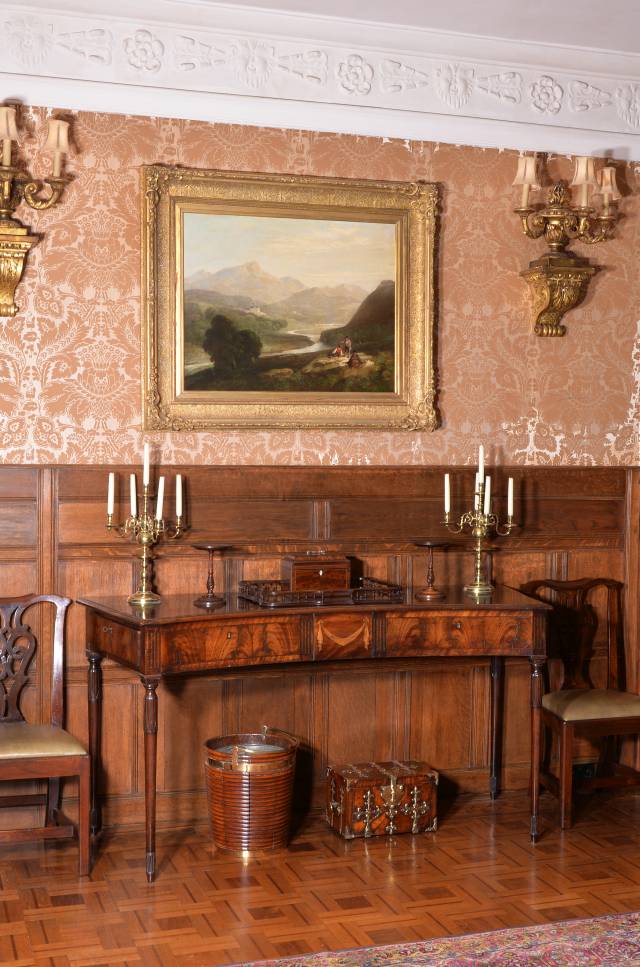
[1,106,638,465]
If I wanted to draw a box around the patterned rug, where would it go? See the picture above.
[236,912,640,966]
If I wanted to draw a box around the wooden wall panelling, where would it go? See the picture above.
[0,464,632,831]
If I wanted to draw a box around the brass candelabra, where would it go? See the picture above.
[443,473,514,597]
[106,457,184,606]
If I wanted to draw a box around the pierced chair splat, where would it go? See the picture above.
[0,594,91,875]
[520,577,640,832]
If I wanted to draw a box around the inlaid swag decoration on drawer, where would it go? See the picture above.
[315,614,372,659]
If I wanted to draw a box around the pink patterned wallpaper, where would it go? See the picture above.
[1,107,638,466]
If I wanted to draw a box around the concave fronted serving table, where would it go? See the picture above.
[80,587,549,881]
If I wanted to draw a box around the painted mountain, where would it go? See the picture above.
[187,261,306,305]
[183,262,394,393]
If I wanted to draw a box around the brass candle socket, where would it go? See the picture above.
[444,478,514,598]
[106,482,184,606]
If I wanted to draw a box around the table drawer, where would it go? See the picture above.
[386,612,532,657]
[314,613,372,659]
[161,616,302,671]
[92,618,140,667]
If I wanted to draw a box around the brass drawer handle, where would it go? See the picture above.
[453,621,462,631]
[318,568,324,576]
[102,626,112,634]
[226,631,234,639]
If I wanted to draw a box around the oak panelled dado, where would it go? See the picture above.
[0,465,634,829]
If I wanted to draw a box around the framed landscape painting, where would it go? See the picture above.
[142,166,438,430]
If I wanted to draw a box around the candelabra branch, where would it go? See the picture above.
[22,177,66,211]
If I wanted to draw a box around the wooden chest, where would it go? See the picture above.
[326,760,438,839]
[283,554,351,591]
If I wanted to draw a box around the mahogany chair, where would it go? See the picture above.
[520,577,640,830]
[0,594,90,874]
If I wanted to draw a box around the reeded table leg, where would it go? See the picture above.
[87,650,103,836]
[489,656,504,800]
[142,676,160,883]
[529,656,546,842]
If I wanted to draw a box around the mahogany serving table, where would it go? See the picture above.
[80,587,549,881]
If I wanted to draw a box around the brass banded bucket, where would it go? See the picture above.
[204,726,299,852]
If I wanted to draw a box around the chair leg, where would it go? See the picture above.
[560,723,574,829]
[78,759,91,877]
[45,777,61,826]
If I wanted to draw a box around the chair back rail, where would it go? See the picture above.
[0,595,71,727]
[520,578,624,692]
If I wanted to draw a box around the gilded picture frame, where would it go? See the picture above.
[141,165,438,430]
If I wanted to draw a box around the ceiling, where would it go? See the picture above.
[190,0,640,55]
[4,0,640,157]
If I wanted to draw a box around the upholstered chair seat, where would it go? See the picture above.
[542,688,640,722]
[0,722,88,759]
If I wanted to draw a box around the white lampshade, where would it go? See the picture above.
[570,156,598,188]
[513,154,540,189]
[595,165,621,201]
[0,107,18,141]
[44,118,69,154]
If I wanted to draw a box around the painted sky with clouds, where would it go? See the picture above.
[184,212,396,291]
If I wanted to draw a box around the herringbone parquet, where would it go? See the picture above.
[3,790,640,966]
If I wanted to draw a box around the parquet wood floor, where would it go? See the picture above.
[3,790,640,967]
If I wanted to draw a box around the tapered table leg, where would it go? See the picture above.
[529,657,546,842]
[489,656,504,800]
[142,676,160,883]
[87,650,103,836]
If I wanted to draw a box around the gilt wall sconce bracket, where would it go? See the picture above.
[0,107,70,318]
[513,158,621,336]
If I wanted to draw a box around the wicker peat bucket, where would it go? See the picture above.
[204,726,299,852]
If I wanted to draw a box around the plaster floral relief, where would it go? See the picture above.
[529,75,563,114]
[0,108,638,466]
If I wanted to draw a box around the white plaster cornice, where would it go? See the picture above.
[2,0,640,157]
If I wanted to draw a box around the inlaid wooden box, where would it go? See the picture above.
[283,554,351,591]
[326,760,438,839]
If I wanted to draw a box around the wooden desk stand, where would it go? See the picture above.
[81,587,549,881]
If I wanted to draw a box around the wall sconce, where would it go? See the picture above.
[513,154,621,336]
[0,106,70,318]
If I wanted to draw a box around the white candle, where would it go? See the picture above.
[0,107,18,168]
[107,472,115,516]
[478,444,485,483]
[143,442,150,487]
[483,475,491,515]
[474,472,480,511]
[507,477,514,517]
[44,118,70,178]
[130,473,137,517]
[155,476,165,521]
[176,474,183,517]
